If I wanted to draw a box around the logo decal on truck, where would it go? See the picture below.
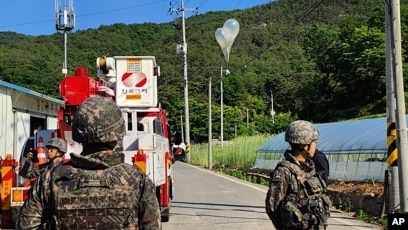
[121,72,147,87]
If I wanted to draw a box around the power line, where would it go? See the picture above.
[0,19,52,29]
[190,0,325,77]
[78,0,168,17]
[241,0,325,68]
[0,0,168,29]
[233,0,243,10]
[195,0,243,13]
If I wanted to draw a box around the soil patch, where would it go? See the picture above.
[327,180,384,197]
[327,180,385,228]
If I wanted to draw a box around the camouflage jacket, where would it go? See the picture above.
[20,158,62,179]
[265,150,322,230]
[15,150,161,230]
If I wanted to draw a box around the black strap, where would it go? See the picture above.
[316,172,327,193]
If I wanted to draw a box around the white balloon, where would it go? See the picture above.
[215,18,240,63]
[215,28,230,50]
[223,19,240,39]
[222,46,232,63]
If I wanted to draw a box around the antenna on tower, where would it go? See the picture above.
[55,0,75,77]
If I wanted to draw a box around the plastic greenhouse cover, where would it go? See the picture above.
[257,116,400,155]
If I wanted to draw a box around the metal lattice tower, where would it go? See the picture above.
[55,0,75,76]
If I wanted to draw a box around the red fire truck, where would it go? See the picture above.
[2,55,174,228]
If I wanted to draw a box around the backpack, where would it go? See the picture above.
[274,160,331,229]
[45,163,140,229]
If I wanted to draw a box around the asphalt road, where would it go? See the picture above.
[163,162,382,230]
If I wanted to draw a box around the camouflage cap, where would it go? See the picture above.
[72,96,125,144]
[285,120,319,144]
[46,138,67,153]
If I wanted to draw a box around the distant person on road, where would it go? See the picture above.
[20,138,66,179]
[265,120,331,230]
[172,131,186,162]
[16,96,161,229]
[313,149,329,184]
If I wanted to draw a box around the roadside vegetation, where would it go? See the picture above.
[190,134,270,171]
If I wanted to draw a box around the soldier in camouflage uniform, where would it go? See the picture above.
[265,120,331,230]
[20,137,67,179]
[16,96,161,229]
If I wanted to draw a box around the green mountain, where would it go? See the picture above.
[1,0,407,142]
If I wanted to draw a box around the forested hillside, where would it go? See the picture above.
[1,0,408,142]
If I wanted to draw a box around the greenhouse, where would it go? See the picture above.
[254,117,397,181]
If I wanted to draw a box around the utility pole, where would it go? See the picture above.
[385,0,408,213]
[55,0,75,77]
[220,64,230,148]
[246,108,249,130]
[208,77,212,169]
[385,0,399,214]
[169,0,197,163]
[270,90,275,123]
[390,0,408,213]
[180,115,184,143]
[220,64,224,147]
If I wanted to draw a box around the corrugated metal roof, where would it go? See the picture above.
[258,117,392,154]
[0,80,63,104]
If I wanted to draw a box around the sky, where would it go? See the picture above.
[0,0,271,36]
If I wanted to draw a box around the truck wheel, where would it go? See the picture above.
[169,176,174,200]
[161,208,170,222]
[161,176,171,222]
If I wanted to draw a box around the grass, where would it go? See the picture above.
[190,134,270,170]
[356,210,387,229]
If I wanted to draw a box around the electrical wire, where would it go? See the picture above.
[192,0,325,76]
[0,0,168,30]
[241,0,325,68]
